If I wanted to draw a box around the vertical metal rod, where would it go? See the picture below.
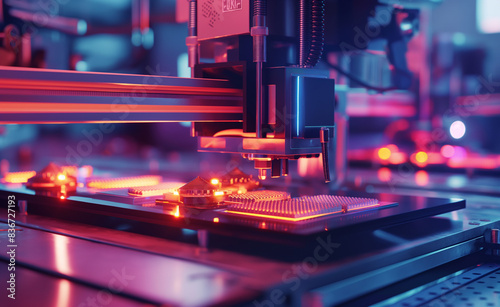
[271,159,282,178]
[187,0,198,136]
[252,0,267,138]
[493,229,500,256]
[197,229,209,249]
[320,127,331,183]
[256,61,263,137]
[282,159,289,176]
[187,0,198,78]
[258,168,267,180]
[19,200,28,215]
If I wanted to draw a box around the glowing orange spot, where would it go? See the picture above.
[3,171,36,183]
[214,191,224,196]
[448,156,497,169]
[388,152,406,164]
[57,174,66,181]
[60,166,78,177]
[415,170,429,186]
[174,206,180,218]
[377,167,391,182]
[87,175,161,189]
[386,144,399,152]
[60,196,66,200]
[173,191,179,196]
[298,158,308,177]
[213,217,219,223]
[441,145,455,158]
[210,178,219,185]
[378,147,392,160]
[415,151,428,164]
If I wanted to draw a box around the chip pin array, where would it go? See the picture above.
[227,194,379,220]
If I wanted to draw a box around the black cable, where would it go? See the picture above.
[299,0,325,67]
[325,62,398,93]
[305,0,325,67]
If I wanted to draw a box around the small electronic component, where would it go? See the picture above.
[226,195,380,221]
[299,195,380,212]
[26,163,77,197]
[226,190,291,203]
[220,167,260,192]
[128,182,185,197]
[163,176,224,207]
[226,198,343,221]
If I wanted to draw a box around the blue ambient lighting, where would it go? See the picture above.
[75,61,88,71]
[77,20,87,35]
[296,76,301,137]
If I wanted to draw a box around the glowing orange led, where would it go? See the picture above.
[57,174,66,181]
[210,178,220,185]
[3,171,36,183]
[378,147,392,160]
[213,217,219,223]
[415,151,428,164]
[60,195,66,200]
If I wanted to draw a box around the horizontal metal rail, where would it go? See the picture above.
[0,67,243,124]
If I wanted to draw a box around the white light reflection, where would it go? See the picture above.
[54,235,72,275]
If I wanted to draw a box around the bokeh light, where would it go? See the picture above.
[415,151,428,164]
[378,147,392,160]
[441,145,455,158]
[450,121,466,139]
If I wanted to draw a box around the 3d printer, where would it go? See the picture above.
[1,1,500,307]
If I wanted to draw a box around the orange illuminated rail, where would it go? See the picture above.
[0,67,243,124]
